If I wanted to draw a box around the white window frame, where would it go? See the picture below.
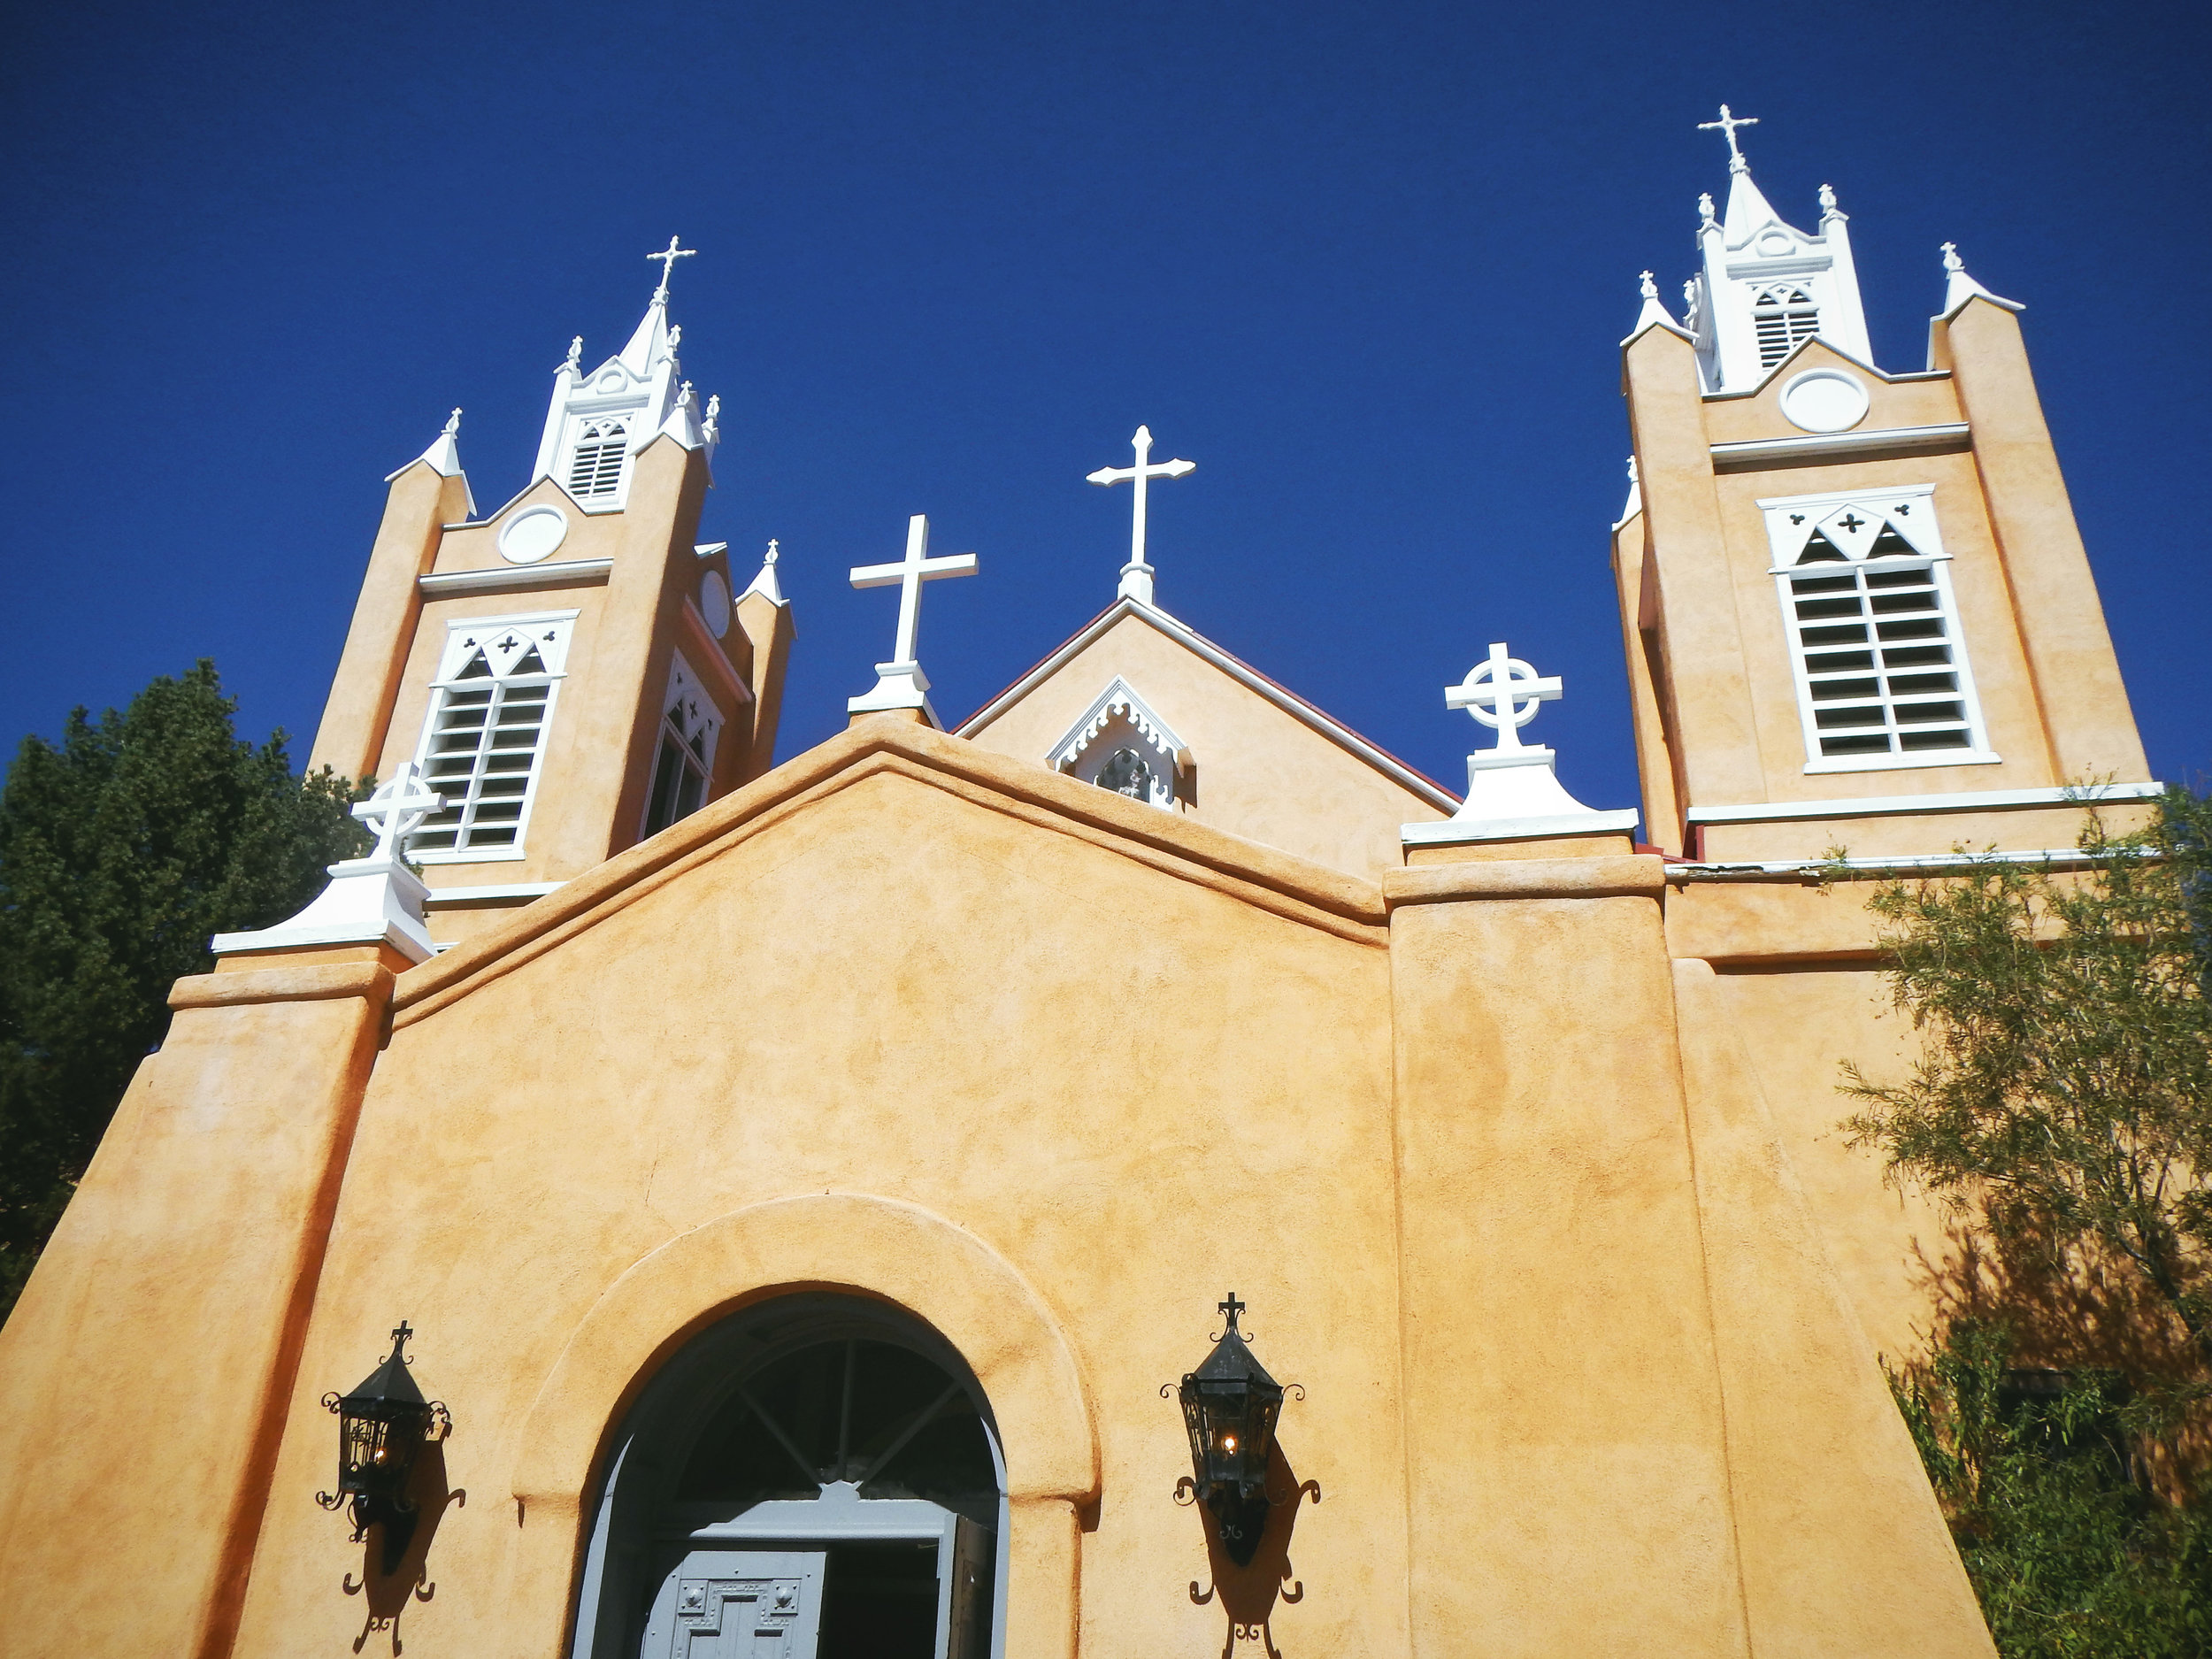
[1758,485,2001,775]
[562,398,647,511]
[640,649,722,839]
[1044,678,1187,810]
[409,610,578,863]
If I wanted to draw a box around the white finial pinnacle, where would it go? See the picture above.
[1698,191,1718,231]
[1698,104,1758,172]
[1819,181,1839,215]
[566,335,583,370]
[442,407,461,438]
[648,235,696,302]
[677,380,695,408]
[765,537,780,565]
[702,393,720,445]
[1639,270,1658,300]
[741,538,785,605]
[1939,239,2019,315]
[1087,424,1195,605]
[1941,241,1964,274]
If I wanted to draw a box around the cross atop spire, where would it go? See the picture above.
[647,235,696,303]
[1698,104,1759,172]
[1087,425,1195,605]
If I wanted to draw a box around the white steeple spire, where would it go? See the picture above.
[1625,270,1685,345]
[529,238,709,508]
[741,538,787,605]
[1682,108,1872,392]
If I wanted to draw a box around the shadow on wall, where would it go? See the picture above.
[1181,1440,1324,1659]
[1908,1209,2212,1491]
[341,1440,465,1656]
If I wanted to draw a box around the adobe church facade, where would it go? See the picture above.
[0,123,2159,1658]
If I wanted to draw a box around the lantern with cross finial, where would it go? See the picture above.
[317,1322,450,1572]
[1166,1293,1295,1566]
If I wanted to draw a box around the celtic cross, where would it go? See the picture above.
[351,762,444,865]
[1446,642,1564,754]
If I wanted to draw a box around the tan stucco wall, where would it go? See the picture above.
[963,610,1449,879]
[229,739,1414,1659]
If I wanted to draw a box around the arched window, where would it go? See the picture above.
[642,653,720,838]
[1751,285,1819,368]
[569,419,630,499]
[569,1295,1004,1659]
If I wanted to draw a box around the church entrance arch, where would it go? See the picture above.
[569,1294,1005,1659]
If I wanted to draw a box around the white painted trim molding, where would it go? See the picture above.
[422,880,566,907]
[956,598,1460,813]
[1402,808,1640,847]
[1710,422,1970,468]
[1686,780,2164,826]
[1668,847,2136,883]
[419,557,613,598]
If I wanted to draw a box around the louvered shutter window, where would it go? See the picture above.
[411,618,573,856]
[567,420,629,499]
[1752,286,1820,368]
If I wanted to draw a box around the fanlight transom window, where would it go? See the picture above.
[1760,489,1993,770]
[568,418,630,500]
[1751,284,1820,368]
[410,613,574,857]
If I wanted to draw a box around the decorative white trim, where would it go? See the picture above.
[422,880,565,906]
[1402,808,1640,847]
[1667,847,2126,883]
[1686,781,2162,826]
[418,557,612,598]
[1712,423,1970,467]
[1804,749,2003,775]
[1046,678,1187,810]
[497,504,569,565]
[956,598,1460,813]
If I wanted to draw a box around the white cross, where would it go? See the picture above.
[1446,643,1563,753]
[849,514,977,672]
[647,236,696,301]
[1087,425,1194,604]
[352,762,443,865]
[1697,104,1758,169]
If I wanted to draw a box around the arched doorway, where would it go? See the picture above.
[568,1294,1005,1659]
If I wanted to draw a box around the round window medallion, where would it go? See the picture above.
[497,504,569,565]
[698,569,732,639]
[1778,368,1870,434]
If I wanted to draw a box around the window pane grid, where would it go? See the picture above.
[1786,561,1974,759]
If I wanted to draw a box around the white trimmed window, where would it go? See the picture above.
[1751,284,1819,367]
[411,612,576,858]
[568,419,630,500]
[641,652,721,838]
[1760,488,1998,773]
[1046,678,1188,810]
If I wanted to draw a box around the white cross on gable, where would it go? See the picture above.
[1446,642,1563,753]
[352,762,444,866]
[1087,425,1194,605]
[849,515,978,671]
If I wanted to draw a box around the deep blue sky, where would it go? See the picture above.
[4,1,2206,815]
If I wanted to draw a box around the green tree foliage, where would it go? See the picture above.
[1891,1324,2212,1657]
[1843,787,2212,1652]
[0,661,366,1317]
[1844,789,2212,1363]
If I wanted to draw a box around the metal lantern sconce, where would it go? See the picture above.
[317,1321,449,1572]
[1169,1293,1298,1567]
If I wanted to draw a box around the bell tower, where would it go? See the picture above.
[1613,114,2154,866]
[309,244,795,947]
